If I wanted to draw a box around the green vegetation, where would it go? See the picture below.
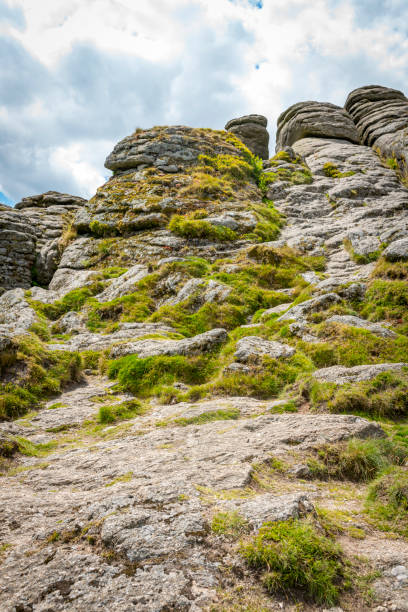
[160,407,240,428]
[360,277,408,335]
[31,285,104,321]
[241,518,350,606]
[97,399,147,424]
[0,335,82,420]
[301,322,408,369]
[108,354,218,397]
[323,162,355,179]
[307,370,408,419]
[168,211,237,241]
[307,438,408,482]
[386,157,399,171]
[105,471,133,487]
[366,466,408,537]
[343,238,382,265]
[211,511,249,537]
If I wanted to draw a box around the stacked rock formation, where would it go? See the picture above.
[346,85,408,181]
[0,191,86,290]
[225,114,269,158]
[0,86,408,611]
[276,101,359,149]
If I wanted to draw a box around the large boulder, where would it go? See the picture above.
[275,101,359,150]
[0,192,86,290]
[224,114,269,159]
[345,85,408,181]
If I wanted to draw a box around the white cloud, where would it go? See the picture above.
[0,0,407,204]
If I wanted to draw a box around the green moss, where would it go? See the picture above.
[105,471,133,487]
[89,220,118,237]
[386,157,399,171]
[168,213,237,241]
[97,399,147,424]
[241,518,350,606]
[323,162,355,179]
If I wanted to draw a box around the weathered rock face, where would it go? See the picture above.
[345,85,408,181]
[1,86,408,611]
[276,101,359,150]
[225,114,269,159]
[0,192,86,289]
[0,206,37,291]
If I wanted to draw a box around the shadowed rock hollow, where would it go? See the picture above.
[1,87,408,611]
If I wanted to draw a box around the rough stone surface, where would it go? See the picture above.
[345,85,408,181]
[313,363,408,384]
[225,114,269,159]
[383,237,408,261]
[0,289,37,337]
[234,336,295,363]
[326,314,397,338]
[276,101,359,150]
[109,327,228,359]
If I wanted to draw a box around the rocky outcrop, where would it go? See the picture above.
[1,84,408,611]
[0,206,37,291]
[104,125,243,173]
[313,363,408,384]
[345,85,408,181]
[225,114,269,158]
[0,192,85,289]
[276,101,359,150]
[109,327,228,359]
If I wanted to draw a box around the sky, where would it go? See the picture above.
[1,0,407,205]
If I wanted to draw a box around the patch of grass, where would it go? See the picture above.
[13,436,58,457]
[307,438,407,483]
[323,162,355,179]
[304,322,408,367]
[173,407,240,427]
[168,212,238,241]
[366,466,408,537]
[31,285,104,321]
[211,511,249,538]
[360,278,408,335]
[240,518,350,606]
[0,335,83,420]
[105,471,133,487]
[213,353,314,400]
[108,353,218,398]
[97,399,147,424]
[343,238,382,265]
[306,370,408,419]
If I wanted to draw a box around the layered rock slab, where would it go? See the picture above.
[345,85,408,181]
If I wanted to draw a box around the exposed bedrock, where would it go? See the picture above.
[275,101,359,150]
[345,85,408,181]
[224,114,269,159]
[0,192,85,290]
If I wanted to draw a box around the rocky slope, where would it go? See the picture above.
[1,85,408,611]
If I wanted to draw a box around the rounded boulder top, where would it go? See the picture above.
[275,101,359,150]
[224,114,268,130]
[224,114,269,159]
[344,84,408,147]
